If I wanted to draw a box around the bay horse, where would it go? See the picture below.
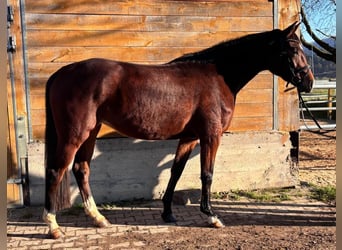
[43,21,313,238]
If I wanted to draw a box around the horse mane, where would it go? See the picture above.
[169,29,281,64]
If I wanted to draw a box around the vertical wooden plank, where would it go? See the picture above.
[7,99,20,204]
[7,62,18,177]
[7,0,28,206]
[277,0,301,131]
[7,64,21,204]
[8,0,27,116]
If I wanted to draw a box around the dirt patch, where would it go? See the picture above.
[117,225,335,250]
[299,130,336,187]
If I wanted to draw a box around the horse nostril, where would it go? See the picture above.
[308,70,315,81]
[306,80,314,93]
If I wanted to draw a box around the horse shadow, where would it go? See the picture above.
[82,136,200,204]
[7,137,336,240]
[7,198,335,240]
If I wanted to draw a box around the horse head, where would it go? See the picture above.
[269,21,314,93]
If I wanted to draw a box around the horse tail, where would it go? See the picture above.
[45,71,71,210]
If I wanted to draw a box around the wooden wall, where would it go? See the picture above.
[24,0,285,139]
[18,0,304,205]
[7,0,29,205]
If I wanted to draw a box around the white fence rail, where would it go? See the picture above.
[299,79,336,131]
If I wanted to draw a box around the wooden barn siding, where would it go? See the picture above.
[277,0,301,132]
[7,0,29,205]
[24,0,279,139]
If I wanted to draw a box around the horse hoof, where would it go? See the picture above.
[161,213,177,223]
[95,218,111,228]
[208,216,225,228]
[49,228,64,239]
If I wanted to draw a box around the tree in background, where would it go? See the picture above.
[300,0,336,63]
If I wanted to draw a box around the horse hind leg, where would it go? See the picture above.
[162,138,198,222]
[72,124,111,228]
[73,163,110,228]
[43,143,78,239]
[43,123,104,238]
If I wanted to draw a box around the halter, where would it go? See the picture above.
[282,39,311,88]
[287,58,311,87]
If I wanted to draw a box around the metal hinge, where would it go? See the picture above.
[7,5,16,53]
[7,5,14,23]
[7,36,16,52]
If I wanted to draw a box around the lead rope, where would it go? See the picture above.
[298,91,335,133]
[298,91,322,130]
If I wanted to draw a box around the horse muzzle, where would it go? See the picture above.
[292,66,314,93]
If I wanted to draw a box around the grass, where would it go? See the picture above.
[21,211,34,219]
[309,185,336,203]
[213,188,293,203]
[61,203,84,216]
[212,183,336,204]
[100,198,150,210]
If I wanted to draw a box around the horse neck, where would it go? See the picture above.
[216,43,269,95]
[171,31,278,95]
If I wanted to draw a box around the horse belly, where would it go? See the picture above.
[103,101,193,140]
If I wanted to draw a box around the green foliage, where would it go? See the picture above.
[306,53,336,79]
[231,189,292,203]
[61,203,83,216]
[213,184,336,204]
[213,188,293,203]
[21,212,34,219]
[310,185,336,203]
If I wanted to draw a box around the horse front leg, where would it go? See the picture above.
[200,135,225,228]
[162,138,198,222]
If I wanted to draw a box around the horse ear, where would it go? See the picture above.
[283,21,301,38]
[268,21,300,47]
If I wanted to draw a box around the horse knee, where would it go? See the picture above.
[201,173,213,186]
[73,162,90,181]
